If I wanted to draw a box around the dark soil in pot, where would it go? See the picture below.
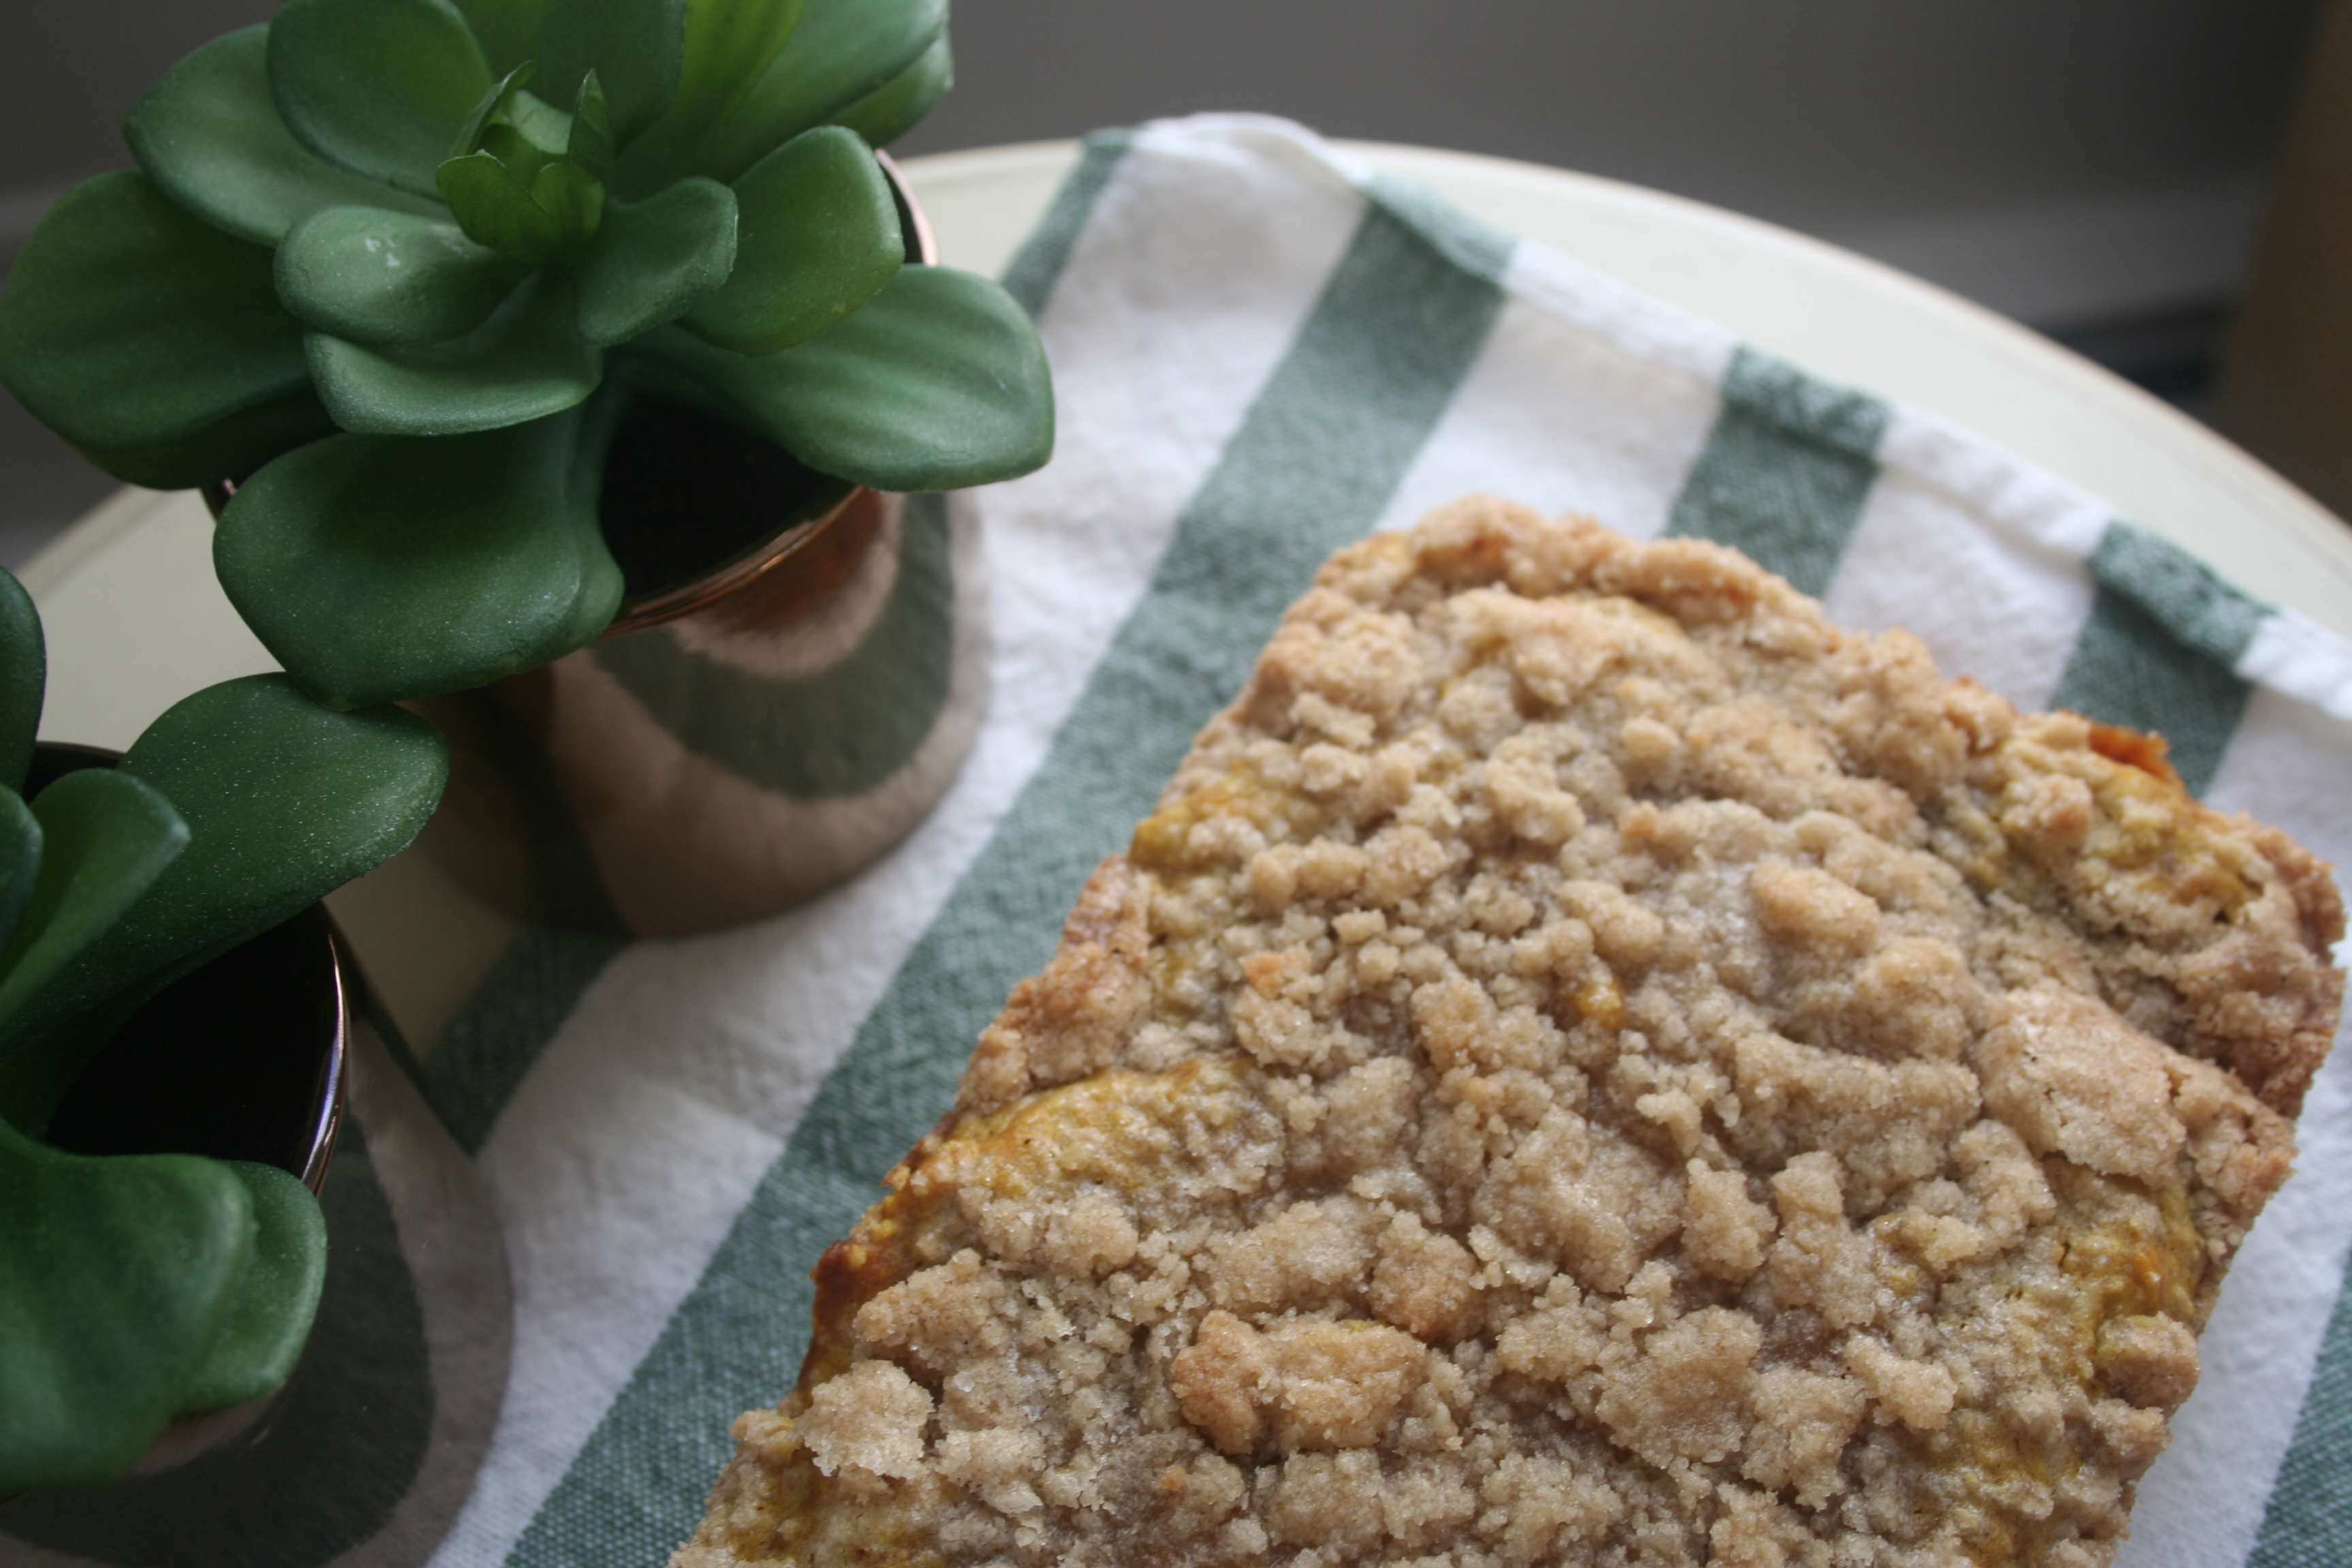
[596,395,854,606]
[595,152,928,612]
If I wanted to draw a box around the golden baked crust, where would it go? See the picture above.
[674,499,2344,1568]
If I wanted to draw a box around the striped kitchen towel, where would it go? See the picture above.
[406,116,2352,1568]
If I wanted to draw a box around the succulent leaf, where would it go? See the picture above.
[0,794,37,966]
[473,124,550,187]
[215,417,624,708]
[537,0,685,146]
[452,0,556,74]
[681,127,899,355]
[500,87,578,161]
[0,172,309,455]
[126,26,442,247]
[828,30,952,150]
[0,770,189,1051]
[438,148,566,262]
[0,568,43,797]
[530,161,607,244]
[118,676,449,938]
[448,59,538,163]
[0,1119,257,1492]
[276,206,527,348]
[269,0,493,197]
[576,177,737,346]
[567,71,617,182]
[308,275,603,436]
[638,265,1053,492]
[476,123,543,176]
[165,1162,328,1416]
[649,0,943,186]
[610,0,803,193]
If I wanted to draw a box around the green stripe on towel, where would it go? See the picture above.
[2051,521,2266,797]
[2249,1249,2352,1568]
[1666,346,1890,598]
[589,493,957,800]
[1362,169,1516,282]
[502,196,1507,1568]
[424,928,631,1156]
[1001,131,1133,317]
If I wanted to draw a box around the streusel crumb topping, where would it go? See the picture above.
[674,498,2342,1568]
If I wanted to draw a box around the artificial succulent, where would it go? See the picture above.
[0,567,447,1490]
[0,0,1051,710]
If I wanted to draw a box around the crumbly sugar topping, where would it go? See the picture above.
[674,499,2343,1568]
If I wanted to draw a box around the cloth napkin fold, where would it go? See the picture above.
[416,116,2352,1568]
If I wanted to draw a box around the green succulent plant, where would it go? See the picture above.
[0,0,1051,710]
[0,567,448,1492]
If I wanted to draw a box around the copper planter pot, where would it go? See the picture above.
[414,493,987,937]
[409,154,989,936]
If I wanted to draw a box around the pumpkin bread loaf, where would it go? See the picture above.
[672,497,2343,1568]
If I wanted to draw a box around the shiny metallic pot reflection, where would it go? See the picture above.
[410,478,988,936]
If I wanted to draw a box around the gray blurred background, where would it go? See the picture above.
[0,0,2329,563]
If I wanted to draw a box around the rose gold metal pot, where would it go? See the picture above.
[406,152,989,936]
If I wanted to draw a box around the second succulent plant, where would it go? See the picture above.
[0,568,446,1491]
